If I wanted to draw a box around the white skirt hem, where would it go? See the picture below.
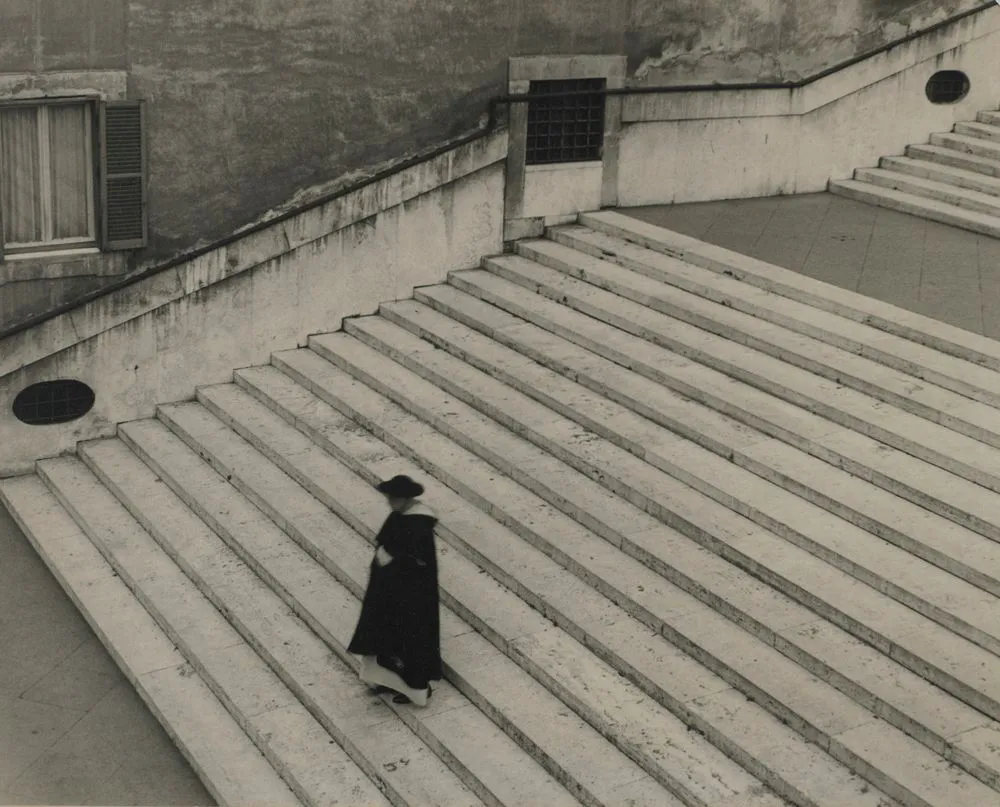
[358,655,430,707]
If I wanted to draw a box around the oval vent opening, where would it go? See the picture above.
[12,380,96,425]
[925,70,970,104]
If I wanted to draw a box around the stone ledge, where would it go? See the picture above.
[0,130,507,381]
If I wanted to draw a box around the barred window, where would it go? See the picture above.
[525,78,606,166]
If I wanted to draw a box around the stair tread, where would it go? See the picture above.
[881,155,1000,193]
[78,436,590,807]
[121,407,690,807]
[546,225,1000,430]
[278,339,1000,805]
[828,179,1000,238]
[854,167,1000,210]
[303,329,1000,706]
[955,121,1000,139]
[36,454,402,807]
[528,228,1000,433]
[382,288,1000,785]
[348,299,1000,769]
[516,233,1000,407]
[511,227,1000,539]
[474,249,1000,516]
[381,293,1000,601]
[233,360,910,807]
[579,209,1000,373]
[0,475,303,807]
[929,132,1000,157]
[906,144,1000,177]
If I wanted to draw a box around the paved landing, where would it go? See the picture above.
[621,192,1000,339]
[0,503,214,806]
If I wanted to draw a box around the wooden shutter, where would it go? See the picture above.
[99,100,147,250]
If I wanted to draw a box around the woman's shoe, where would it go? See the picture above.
[392,685,432,705]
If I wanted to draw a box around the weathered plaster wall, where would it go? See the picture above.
[0,131,506,476]
[0,0,986,272]
[629,0,984,84]
[615,7,1000,207]
[0,0,127,72]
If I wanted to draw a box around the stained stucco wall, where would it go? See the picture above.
[0,0,985,271]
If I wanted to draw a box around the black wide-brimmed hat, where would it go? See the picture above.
[376,474,425,499]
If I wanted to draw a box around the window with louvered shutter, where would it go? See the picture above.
[0,99,97,256]
[99,100,147,250]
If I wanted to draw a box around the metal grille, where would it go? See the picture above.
[525,78,606,165]
[925,71,970,104]
[12,380,96,425]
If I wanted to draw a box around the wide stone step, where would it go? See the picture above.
[852,168,1000,216]
[331,306,1000,669]
[929,132,1000,161]
[577,209,1000,373]
[36,454,405,807]
[235,357,901,807]
[290,334,999,806]
[954,121,1000,143]
[301,328,1000,726]
[472,249,1000,532]
[365,295,1000,792]
[827,178,1000,237]
[382,291,1000,604]
[193,378,796,807]
[482,233,1000,544]
[905,144,1000,179]
[976,110,1000,127]
[0,475,304,807]
[880,155,1000,197]
[142,404,707,807]
[521,229,1000,412]
[73,434,538,807]
[115,414,645,807]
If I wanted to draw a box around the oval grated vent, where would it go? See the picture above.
[12,380,96,425]
[925,70,970,104]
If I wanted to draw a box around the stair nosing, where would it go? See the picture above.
[0,475,304,807]
[381,292,1000,605]
[36,453,399,807]
[126,407,696,807]
[328,313,1000,668]
[579,209,1000,374]
[262,344,997,805]
[852,167,1000,212]
[478,246,1000,514]
[230,363,919,807]
[508,230,1000,542]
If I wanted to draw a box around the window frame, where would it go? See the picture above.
[524,77,607,167]
[0,95,101,259]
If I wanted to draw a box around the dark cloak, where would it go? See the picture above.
[347,502,443,690]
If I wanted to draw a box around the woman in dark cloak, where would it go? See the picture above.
[348,474,442,705]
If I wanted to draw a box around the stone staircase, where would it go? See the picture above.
[829,107,1000,236]
[4,210,1000,807]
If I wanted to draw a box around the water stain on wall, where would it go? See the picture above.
[0,0,984,271]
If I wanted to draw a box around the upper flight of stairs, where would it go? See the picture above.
[829,107,1000,236]
[6,209,1000,807]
